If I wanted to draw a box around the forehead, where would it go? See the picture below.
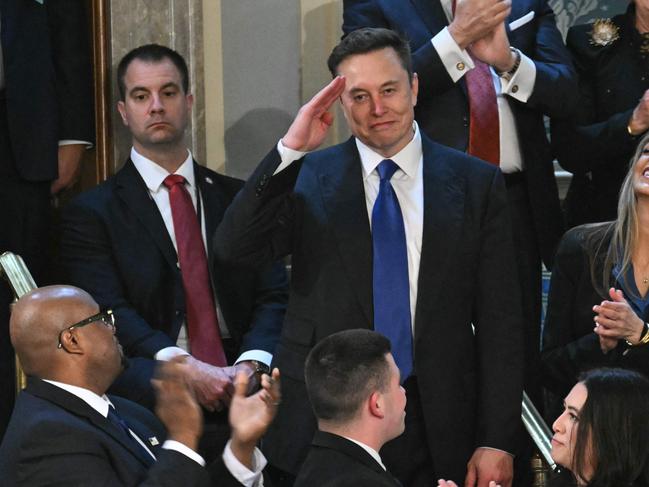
[122,58,183,91]
[337,48,409,88]
[566,382,588,408]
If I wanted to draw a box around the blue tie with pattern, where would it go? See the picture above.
[372,159,413,381]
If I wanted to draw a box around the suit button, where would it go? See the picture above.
[463,116,469,127]
[511,85,519,93]
[175,310,182,316]
[456,62,465,71]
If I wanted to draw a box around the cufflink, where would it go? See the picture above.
[456,62,465,71]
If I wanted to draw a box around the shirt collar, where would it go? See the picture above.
[357,122,422,181]
[342,435,386,470]
[43,379,112,418]
[130,147,195,194]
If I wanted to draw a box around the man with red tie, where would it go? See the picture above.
[342,3,578,484]
[58,44,288,461]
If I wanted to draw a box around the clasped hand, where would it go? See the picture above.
[593,288,645,353]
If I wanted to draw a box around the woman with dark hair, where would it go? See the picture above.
[551,0,649,228]
[542,133,649,401]
[550,368,649,486]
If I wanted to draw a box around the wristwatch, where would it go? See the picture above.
[249,360,271,376]
[497,47,521,82]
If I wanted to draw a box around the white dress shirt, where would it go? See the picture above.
[430,0,537,172]
[343,436,387,471]
[42,379,265,485]
[276,123,423,333]
[130,148,272,366]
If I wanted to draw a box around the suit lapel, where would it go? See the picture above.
[25,378,156,468]
[414,138,464,342]
[115,160,178,271]
[195,163,227,270]
[317,139,373,326]
[410,0,448,34]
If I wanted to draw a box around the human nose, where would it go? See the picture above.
[552,413,564,434]
[370,95,386,116]
[149,93,164,113]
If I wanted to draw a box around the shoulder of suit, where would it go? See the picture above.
[558,222,614,258]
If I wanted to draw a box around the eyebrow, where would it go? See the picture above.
[128,82,180,95]
[347,79,400,94]
[563,401,581,415]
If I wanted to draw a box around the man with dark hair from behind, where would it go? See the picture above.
[0,285,280,486]
[296,329,404,487]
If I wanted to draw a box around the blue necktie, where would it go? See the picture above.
[108,405,155,466]
[372,159,413,381]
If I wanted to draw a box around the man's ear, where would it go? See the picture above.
[59,329,84,355]
[411,72,419,107]
[117,101,129,126]
[369,391,385,419]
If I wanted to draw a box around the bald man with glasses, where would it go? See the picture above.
[0,285,279,486]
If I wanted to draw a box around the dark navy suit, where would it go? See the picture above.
[58,160,288,406]
[213,134,524,483]
[0,0,93,439]
[0,378,238,486]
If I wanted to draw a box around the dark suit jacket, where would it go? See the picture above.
[0,377,239,486]
[213,134,524,482]
[58,160,288,404]
[342,0,577,267]
[0,0,94,181]
[295,431,401,487]
[541,224,649,399]
[551,4,646,228]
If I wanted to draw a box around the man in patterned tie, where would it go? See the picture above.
[58,44,288,461]
[214,27,523,487]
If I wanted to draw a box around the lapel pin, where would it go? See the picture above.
[205,177,213,185]
[148,437,159,446]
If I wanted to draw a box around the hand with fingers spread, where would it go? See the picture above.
[152,357,203,452]
[448,0,512,50]
[181,355,235,412]
[282,76,346,152]
[464,448,512,487]
[593,288,645,348]
[229,368,281,469]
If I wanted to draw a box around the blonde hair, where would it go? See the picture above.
[586,133,649,297]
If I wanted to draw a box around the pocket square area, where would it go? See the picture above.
[509,11,535,31]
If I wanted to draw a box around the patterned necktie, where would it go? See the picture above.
[452,0,500,165]
[107,405,155,466]
[372,159,413,381]
[163,174,227,367]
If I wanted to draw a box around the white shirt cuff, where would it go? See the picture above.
[273,139,307,175]
[431,27,475,83]
[58,139,93,149]
[236,350,273,367]
[222,439,267,487]
[154,346,190,361]
[162,440,206,466]
[500,50,536,102]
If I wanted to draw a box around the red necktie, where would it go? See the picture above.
[163,174,227,366]
[452,0,500,165]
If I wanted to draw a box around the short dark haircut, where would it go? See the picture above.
[570,368,649,486]
[304,329,392,424]
[327,27,413,81]
[117,44,189,100]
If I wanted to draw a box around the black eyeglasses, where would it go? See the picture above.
[57,309,116,349]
